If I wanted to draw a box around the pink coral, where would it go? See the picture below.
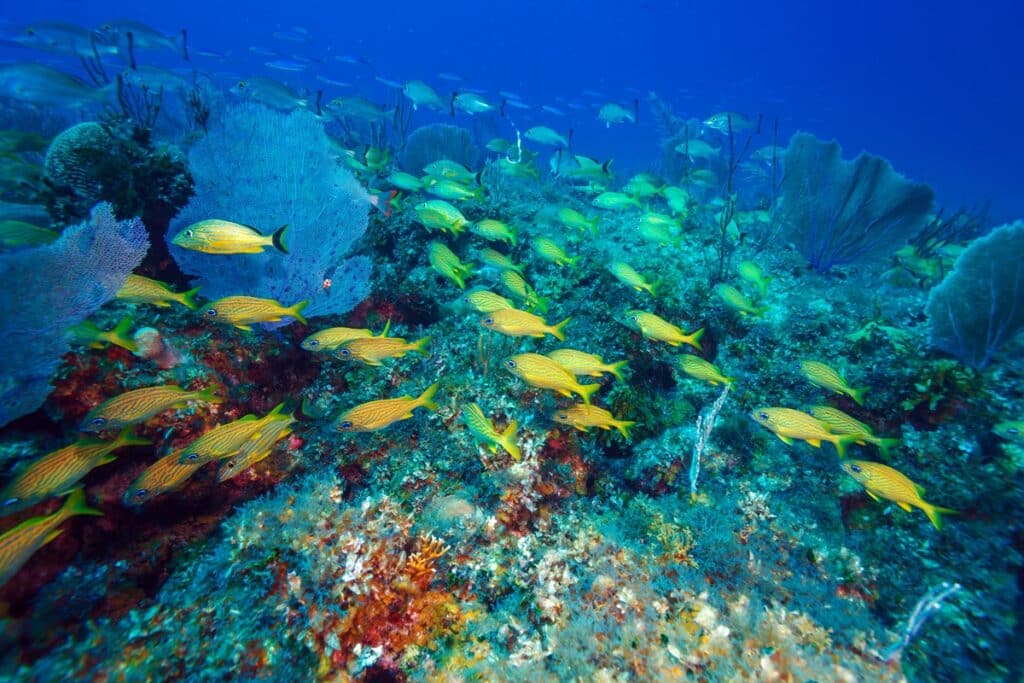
[132,327,183,369]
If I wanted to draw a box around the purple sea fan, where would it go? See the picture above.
[0,203,148,427]
[169,103,372,319]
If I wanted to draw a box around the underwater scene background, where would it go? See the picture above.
[0,1,1022,681]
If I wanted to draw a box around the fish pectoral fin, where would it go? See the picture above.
[573,424,589,432]
[234,324,253,331]
[775,434,794,445]
[896,501,914,512]
[806,439,822,448]
[866,490,883,502]
[43,529,64,545]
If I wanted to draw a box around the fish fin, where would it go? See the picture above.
[866,490,882,502]
[686,327,705,352]
[195,386,224,404]
[97,453,118,465]
[876,438,900,458]
[271,224,289,254]
[379,318,393,337]
[499,420,521,461]
[43,529,64,545]
[551,317,572,342]
[776,434,794,445]
[647,279,661,297]
[180,287,201,310]
[896,501,913,512]
[806,439,822,448]
[234,324,253,331]
[113,427,152,449]
[608,360,628,383]
[578,382,600,406]
[59,488,102,518]
[833,435,857,459]
[110,316,138,352]
[417,383,440,412]
[723,376,736,385]
[615,420,636,439]
[411,336,431,357]
[286,300,309,325]
[923,504,958,530]
[849,386,868,406]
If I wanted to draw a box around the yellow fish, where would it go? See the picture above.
[546,349,627,382]
[994,421,1024,444]
[482,309,570,341]
[180,403,292,465]
[532,237,579,267]
[553,404,635,438]
[171,219,289,254]
[423,160,479,184]
[504,353,599,404]
[737,260,770,298]
[124,449,204,505]
[81,385,221,432]
[423,177,484,202]
[471,219,518,246]
[750,407,856,457]
[0,488,101,587]
[116,274,200,310]
[809,406,899,457]
[636,213,682,246]
[217,415,296,482]
[607,262,659,296]
[200,296,309,331]
[428,241,474,289]
[478,248,523,274]
[335,335,430,366]
[415,200,470,235]
[0,220,57,250]
[592,191,641,210]
[335,383,439,432]
[801,360,867,406]
[0,428,150,514]
[499,271,549,313]
[678,354,734,386]
[462,403,521,461]
[462,289,515,313]
[66,316,137,353]
[556,207,598,234]
[623,310,704,350]
[715,284,767,317]
[300,319,392,352]
[841,460,957,530]
[661,186,691,216]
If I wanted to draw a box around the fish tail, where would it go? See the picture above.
[849,386,868,406]
[923,503,958,530]
[759,277,771,298]
[608,360,629,383]
[578,382,600,406]
[181,287,201,310]
[874,437,900,458]
[687,327,705,352]
[832,434,857,459]
[110,316,138,352]
[59,488,102,520]
[499,420,521,461]
[587,217,599,235]
[195,386,224,404]
[722,375,737,385]
[754,305,770,317]
[287,300,310,325]
[531,295,550,315]
[411,336,431,357]
[266,402,291,419]
[417,383,440,412]
[551,317,572,342]
[615,420,636,439]
[452,271,467,289]
[509,227,519,247]
[271,224,290,254]
[113,427,152,449]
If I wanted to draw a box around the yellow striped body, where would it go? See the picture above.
[750,407,854,457]
[556,207,598,234]
[463,290,515,313]
[842,460,956,529]
[625,310,704,350]
[201,296,308,330]
[478,248,523,273]
[801,360,867,405]
[116,274,197,309]
[81,385,220,432]
[336,336,430,366]
[335,383,439,432]
[217,416,296,482]
[678,355,733,386]
[715,284,767,317]
[812,406,900,456]
[482,309,569,340]
[172,219,275,254]
[472,220,517,246]
[553,404,635,438]
[415,200,469,235]
[301,327,376,352]
[181,405,292,465]
[462,403,521,460]
[608,262,657,296]
[546,349,627,382]
[428,241,473,289]
[124,450,204,505]
[504,353,599,405]
[532,237,577,267]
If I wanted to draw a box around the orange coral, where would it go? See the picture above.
[405,533,449,587]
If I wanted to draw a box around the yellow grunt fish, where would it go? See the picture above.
[462,403,521,460]
[116,274,200,310]
[499,271,549,313]
[607,262,659,296]
[301,319,392,352]
[750,407,857,457]
[809,406,899,457]
[172,219,289,254]
[478,248,523,273]
[678,354,734,386]
[471,219,517,246]
[200,296,309,331]
[482,309,570,341]
[462,289,515,313]
[553,404,635,438]
[715,284,767,317]
[546,349,627,382]
[335,383,439,432]
[592,191,641,211]
[428,241,474,289]
[217,415,296,482]
[623,310,704,351]
[532,237,579,267]
[0,428,150,514]
[841,460,957,530]
[81,385,221,432]
[556,207,598,234]
[0,488,101,587]
[415,199,470,235]
[737,260,770,298]
[66,316,137,353]
[994,421,1024,444]
[124,449,204,506]
[504,353,599,405]
[180,404,292,465]
[801,360,867,406]
[335,335,430,366]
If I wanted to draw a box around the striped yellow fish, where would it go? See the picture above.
[715,284,767,317]
[801,360,867,406]
[217,415,296,482]
[462,403,520,460]
[532,237,579,267]
[428,240,474,289]
[462,289,515,313]
[81,385,221,433]
[607,262,659,296]
[471,219,517,246]
[842,460,957,530]
[482,309,570,340]
[200,296,309,331]
[553,404,635,438]
[499,270,549,313]
[301,319,392,352]
[623,310,704,350]
[423,177,483,202]
[678,354,734,386]
[0,488,101,587]
[504,353,600,404]
[67,316,137,353]
[180,403,292,465]
[478,248,523,273]
[738,260,770,298]
[335,336,430,366]
[556,207,598,234]
[415,200,470,235]
[116,274,200,310]
[171,219,289,254]
[810,406,899,457]
[1,428,150,515]
[637,212,682,246]
[546,349,627,382]
[335,383,439,432]
[124,450,204,505]
[750,407,857,457]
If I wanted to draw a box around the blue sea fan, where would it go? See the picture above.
[0,203,148,427]
[169,103,372,319]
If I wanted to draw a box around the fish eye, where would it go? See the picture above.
[339,420,352,430]
[2,498,19,507]
[758,412,769,420]
[1009,427,1020,435]
[134,489,148,498]
[629,314,638,322]
[338,348,350,356]
[205,308,218,317]
[185,452,198,462]
[308,339,319,347]
[558,414,568,420]
[484,317,493,325]
[849,464,862,473]
[506,359,517,368]
[90,417,106,427]
[186,230,193,237]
